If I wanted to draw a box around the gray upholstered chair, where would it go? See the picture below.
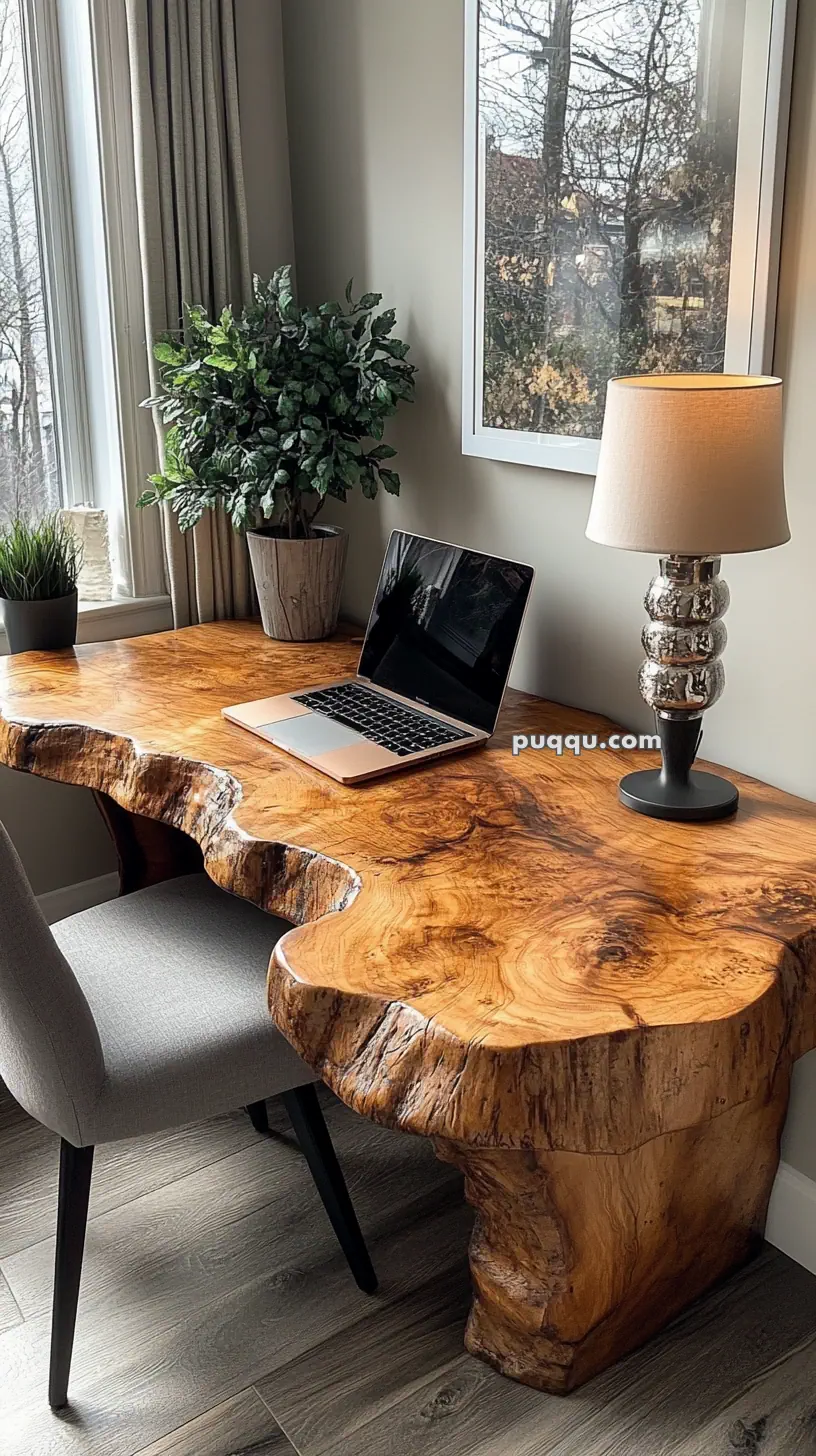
[0,820,375,1409]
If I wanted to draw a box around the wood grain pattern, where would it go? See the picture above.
[247,527,347,641]
[0,1087,260,1260]
[0,1078,465,1456]
[134,1389,294,1456]
[436,1083,788,1391]
[5,1058,816,1456]
[673,1334,816,1456]
[2,1095,460,1323]
[256,1263,474,1453]
[0,1269,22,1336]
[0,1204,471,1456]
[2,621,816,1390]
[264,1250,816,1456]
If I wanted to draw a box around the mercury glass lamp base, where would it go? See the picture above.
[622,556,739,823]
[619,767,739,822]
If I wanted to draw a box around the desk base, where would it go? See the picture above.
[0,619,800,1403]
[435,1081,785,1392]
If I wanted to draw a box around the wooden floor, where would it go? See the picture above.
[2,1080,816,1456]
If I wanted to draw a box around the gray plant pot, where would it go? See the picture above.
[1,591,79,655]
[247,526,348,641]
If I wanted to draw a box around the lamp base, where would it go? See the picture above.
[619,559,739,824]
[619,767,738,822]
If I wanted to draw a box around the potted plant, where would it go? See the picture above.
[138,267,416,641]
[0,515,83,654]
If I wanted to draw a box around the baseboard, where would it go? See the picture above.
[765,1160,816,1276]
[37,871,120,925]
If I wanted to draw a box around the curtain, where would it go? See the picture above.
[125,0,254,626]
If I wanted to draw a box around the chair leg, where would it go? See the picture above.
[49,1140,94,1409]
[282,1084,378,1294]
[245,1100,270,1136]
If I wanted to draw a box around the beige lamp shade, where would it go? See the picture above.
[585,374,789,555]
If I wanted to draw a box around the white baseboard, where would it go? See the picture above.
[38,871,120,925]
[765,1160,816,1276]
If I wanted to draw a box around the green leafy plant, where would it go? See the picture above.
[137,268,416,539]
[0,516,83,602]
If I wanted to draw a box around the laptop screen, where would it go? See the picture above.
[358,532,534,734]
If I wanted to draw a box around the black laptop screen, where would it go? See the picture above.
[358,533,534,734]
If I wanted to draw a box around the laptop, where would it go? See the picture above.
[223,530,535,784]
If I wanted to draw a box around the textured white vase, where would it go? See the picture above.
[60,507,114,602]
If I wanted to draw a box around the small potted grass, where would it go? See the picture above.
[0,515,83,655]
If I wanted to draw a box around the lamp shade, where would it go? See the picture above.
[585,374,789,555]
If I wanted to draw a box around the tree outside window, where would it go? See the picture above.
[0,0,60,524]
[479,0,743,440]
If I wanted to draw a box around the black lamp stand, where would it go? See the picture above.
[619,712,738,822]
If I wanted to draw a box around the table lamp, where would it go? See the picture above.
[586,374,788,822]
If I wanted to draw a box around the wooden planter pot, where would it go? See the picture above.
[246,526,348,642]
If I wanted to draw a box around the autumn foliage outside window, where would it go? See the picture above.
[479,0,743,440]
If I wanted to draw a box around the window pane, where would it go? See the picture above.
[0,0,61,523]
[479,0,746,439]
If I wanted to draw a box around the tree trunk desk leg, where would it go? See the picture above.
[435,1081,788,1394]
[93,791,204,894]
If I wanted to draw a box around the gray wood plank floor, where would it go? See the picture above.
[0,1266,22,1336]
[2,1078,816,1456]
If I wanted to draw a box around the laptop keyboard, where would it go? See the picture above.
[292,681,472,757]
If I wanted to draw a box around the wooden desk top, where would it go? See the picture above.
[2,621,815,1154]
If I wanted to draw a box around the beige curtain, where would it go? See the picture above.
[125,0,254,626]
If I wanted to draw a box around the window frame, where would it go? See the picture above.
[20,0,94,511]
[461,0,799,476]
[85,0,166,600]
[9,0,167,605]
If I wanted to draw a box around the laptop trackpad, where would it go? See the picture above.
[257,712,367,756]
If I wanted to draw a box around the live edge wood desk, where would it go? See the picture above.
[2,621,816,1393]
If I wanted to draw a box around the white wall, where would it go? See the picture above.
[0,766,115,895]
[281,0,816,1178]
[235,0,295,278]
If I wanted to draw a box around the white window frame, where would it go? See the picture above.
[20,0,94,511]
[85,0,166,601]
[10,0,168,608]
[461,0,799,476]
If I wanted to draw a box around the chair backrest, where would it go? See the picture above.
[0,818,104,1145]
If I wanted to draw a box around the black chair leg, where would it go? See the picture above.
[49,1140,94,1409]
[282,1084,377,1294]
[245,1100,270,1136]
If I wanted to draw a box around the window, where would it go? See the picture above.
[0,0,59,520]
[462,0,797,474]
[0,0,166,606]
